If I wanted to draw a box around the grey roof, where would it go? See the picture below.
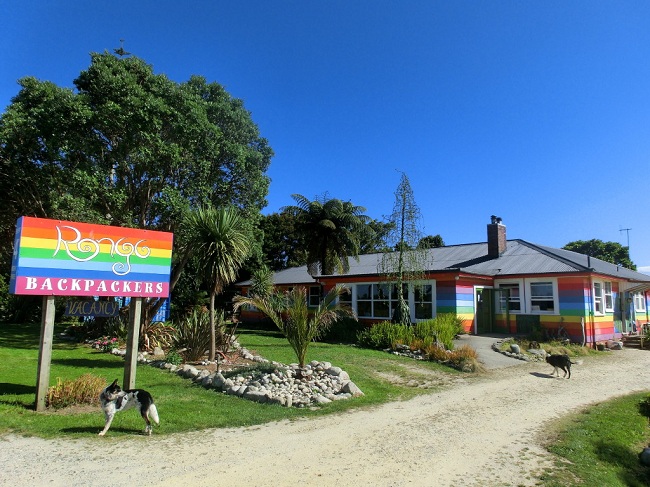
[237,239,650,286]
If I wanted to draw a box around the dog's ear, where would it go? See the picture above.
[111,379,118,387]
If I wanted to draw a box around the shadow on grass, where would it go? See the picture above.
[52,358,124,368]
[237,328,284,338]
[594,440,650,485]
[0,382,35,395]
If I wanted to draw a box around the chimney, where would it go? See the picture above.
[487,215,507,258]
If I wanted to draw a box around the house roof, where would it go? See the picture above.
[238,239,650,286]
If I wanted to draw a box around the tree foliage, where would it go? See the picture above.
[563,239,636,270]
[259,210,391,271]
[282,194,373,276]
[417,234,445,249]
[0,52,272,317]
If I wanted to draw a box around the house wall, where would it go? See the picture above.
[492,276,623,344]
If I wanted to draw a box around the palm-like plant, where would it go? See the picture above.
[233,285,355,368]
[185,206,250,361]
[283,194,372,276]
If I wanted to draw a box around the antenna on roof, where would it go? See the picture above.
[113,39,131,57]
[619,227,632,249]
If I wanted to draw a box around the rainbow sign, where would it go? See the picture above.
[9,217,173,298]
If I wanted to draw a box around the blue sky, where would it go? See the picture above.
[2,1,649,272]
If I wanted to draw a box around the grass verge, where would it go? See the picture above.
[0,321,461,438]
[539,392,650,486]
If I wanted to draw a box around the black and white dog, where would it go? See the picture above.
[99,379,159,436]
[545,353,575,379]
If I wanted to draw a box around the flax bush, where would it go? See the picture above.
[171,307,212,362]
[415,313,464,350]
[46,374,107,409]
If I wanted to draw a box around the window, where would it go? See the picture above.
[593,282,603,315]
[337,285,352,305]
[414,284,434,319]
[354,282,433,320]
[529,281,555,313]
[634,292,647,312]
[308,286,321,307]
[498,283,521,313]
[604,282,613,311]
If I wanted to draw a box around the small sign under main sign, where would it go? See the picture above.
[64,299,121,318]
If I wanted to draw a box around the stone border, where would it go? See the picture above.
[111,347,363,408]
[490,338,546,362]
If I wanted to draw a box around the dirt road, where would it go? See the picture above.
[1,348,649,487]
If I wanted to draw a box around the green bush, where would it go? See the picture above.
[171,307,212,362]
[356,321,415,349]
[321,317,366,343]
[415,314,463,350]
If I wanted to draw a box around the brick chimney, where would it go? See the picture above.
[487,215,507,258]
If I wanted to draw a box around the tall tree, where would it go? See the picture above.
[259,211,308,271]
[186,206,250,361]
[0,52,272,318]
[282,194,372,276]
[380,173,433,326]
[563,239,636,270]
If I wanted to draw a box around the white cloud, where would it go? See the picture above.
[637,266,650,275]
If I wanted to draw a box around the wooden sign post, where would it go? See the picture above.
[123,297,143,389]
[35,295,56,412]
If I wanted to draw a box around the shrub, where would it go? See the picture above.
[165,348,184,366]
[356,321,415,349]
[141,321,176,351]
[171,307,212,362]
[415,314,464,350]
[321,317,366,343]
[46,374,107,409]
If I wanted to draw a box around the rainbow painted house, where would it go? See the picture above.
[237,217,650,345]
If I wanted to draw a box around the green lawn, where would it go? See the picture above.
[0,320,458,438]
[539,392,650,486]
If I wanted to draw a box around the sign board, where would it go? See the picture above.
[9,217,173,298]
[64,299,121,318]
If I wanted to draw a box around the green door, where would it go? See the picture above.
[475,287,494,334]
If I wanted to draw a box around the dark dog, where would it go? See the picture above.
[99,379,159,436]
[545,353,575,379]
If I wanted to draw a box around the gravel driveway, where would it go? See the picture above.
[2,346,649,486]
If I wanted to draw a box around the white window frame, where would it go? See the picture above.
[604,281,614,312]
[347,281,436,321]
[526,278,559,315]
[634,292,647,313]
[495,280,523,314]
[593,281,604,316]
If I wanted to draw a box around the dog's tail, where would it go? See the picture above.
[571,359,583,365]
[148,404,160,425]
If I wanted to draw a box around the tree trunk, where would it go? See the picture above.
[209,291,216,362]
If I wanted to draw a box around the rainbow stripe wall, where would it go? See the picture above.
[9,217,173,298]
